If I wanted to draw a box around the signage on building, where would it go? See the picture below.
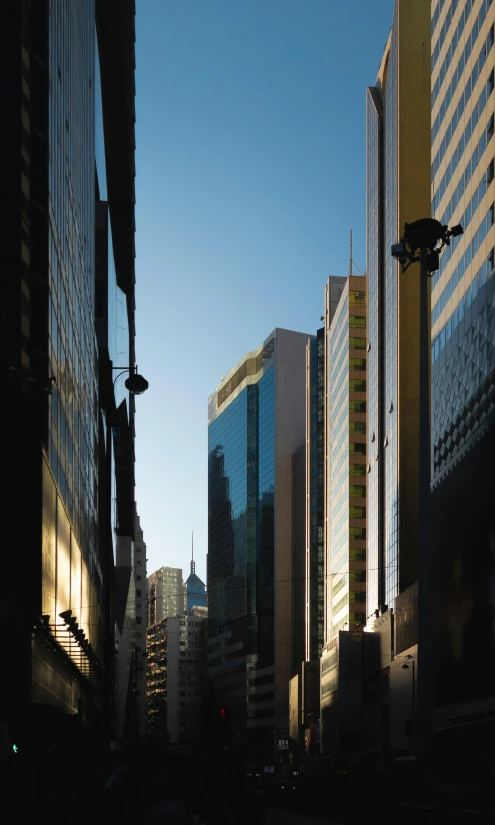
[278,738,289,751]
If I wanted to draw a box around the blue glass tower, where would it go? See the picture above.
[207,328,309,756]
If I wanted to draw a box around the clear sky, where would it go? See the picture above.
[134,0,394,585]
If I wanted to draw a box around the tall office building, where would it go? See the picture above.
[1,0,139,749]
[147,567,186,625]
[429,0,495,755]
[207,328,309,756]
[320,275,368,754]
[304,278,347,665]
[365,0,431,631]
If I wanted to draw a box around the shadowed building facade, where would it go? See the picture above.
[1,0,139,748]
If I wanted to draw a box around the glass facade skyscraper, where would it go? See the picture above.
[208,328,309,755]
[428,0,495,747]
[430,0,494,479]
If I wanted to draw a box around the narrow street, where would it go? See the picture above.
[265,807,342,825]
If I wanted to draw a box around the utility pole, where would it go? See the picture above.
[391,218,463,774]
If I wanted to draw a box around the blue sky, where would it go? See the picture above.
[134,0,394,584]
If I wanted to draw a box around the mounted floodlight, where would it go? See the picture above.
[450,224,464,238]
[404,218,445,255]
[59,610,72,622]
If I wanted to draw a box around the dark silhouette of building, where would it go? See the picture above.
[1,0,138,751]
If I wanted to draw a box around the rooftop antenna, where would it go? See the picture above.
[191,531,195,575]
[349,229,364,277]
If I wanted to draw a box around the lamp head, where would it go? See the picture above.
[403,218,445,254]
[125,372,149,395]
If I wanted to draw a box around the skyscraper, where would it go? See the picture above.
[304,278,347,665]
[185,535,207,611]
[428,0,495,757]
[207,328,309,756]
[147,567,186,625]
[1,0,139,749]
[320,275,368,754]
[365,0,431,631]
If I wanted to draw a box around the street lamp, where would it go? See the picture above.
[112,364,149,395]
[391,219,463,765]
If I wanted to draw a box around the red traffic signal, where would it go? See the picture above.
[220,707,226,719]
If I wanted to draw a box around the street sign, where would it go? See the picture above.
[264,765,275,774]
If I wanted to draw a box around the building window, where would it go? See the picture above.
[349,485,366,498]
[136,589,141,597]
[349,290,366,306]
[349,357,366,371]
[136,617,142,624]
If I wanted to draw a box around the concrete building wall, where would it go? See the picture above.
[274,328,311,727]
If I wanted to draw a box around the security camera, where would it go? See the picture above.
[391,241,407,260]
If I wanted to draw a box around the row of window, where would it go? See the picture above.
[330,523,363,561]
[431,0,461,70]
[432,204,494,320]
[433,14,492,153]
[433,80,493,207]
[432,0,448,36]
[433,163,494,293]
[435,127,491,238]
[432,248,494,363]
[432,0,486,108]
[330,460,367,512]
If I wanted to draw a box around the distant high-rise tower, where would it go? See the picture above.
[147,567,185,625]
[185,532,206,611]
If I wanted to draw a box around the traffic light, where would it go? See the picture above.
[220,707,226,720]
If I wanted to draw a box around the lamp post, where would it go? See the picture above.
[401,655,415,756]
[391,219,463,768]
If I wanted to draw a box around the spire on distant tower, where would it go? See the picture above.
[191,530,195,575]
